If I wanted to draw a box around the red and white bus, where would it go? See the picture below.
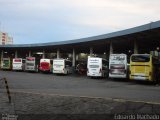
[12,58,25,71]
[39,59,53,73]
[25,57,39,72]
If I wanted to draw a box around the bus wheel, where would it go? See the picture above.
[155,79,160,85]
[153,79,158,85]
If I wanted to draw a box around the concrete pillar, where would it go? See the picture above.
[109,41,113,55]
[72,48,76,67]
[15,50,18,58]
[76,54,78,61]
[29,51,31,57]
[42,50,45,58]
[134,40,138,54]
[57,49,60,59]
[1,50,3,67]
[90,47,93,56]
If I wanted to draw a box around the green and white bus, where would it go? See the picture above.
[1,58,12,70]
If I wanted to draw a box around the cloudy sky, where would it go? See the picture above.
[0,0,160,44]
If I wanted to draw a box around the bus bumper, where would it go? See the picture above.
[130,74,149,80]
[109,74,127,78]
[87,73,102,77]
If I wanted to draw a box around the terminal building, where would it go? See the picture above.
[0,21,160,66]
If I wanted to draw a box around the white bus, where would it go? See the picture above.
[53,59,72,74]
[109,54,127,78]
[25,57,39,72]
[39,59,53,73]
[12,58,25,71]
[87,57,108,78]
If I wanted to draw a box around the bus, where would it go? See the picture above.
[87,57,108,78]
[12,58,25,71]
[130,54,159,82]
[25,57,39,72]
[109,54,128,78]
[1,58,11,70]
[53,59,72,75]
[76,62,87,75]
[39,59,53,73]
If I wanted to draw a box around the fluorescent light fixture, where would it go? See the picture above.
[36,52,43,54]
[156,47,159,51]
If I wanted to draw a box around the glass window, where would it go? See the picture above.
[65,60,72,67]
[14,59,21,62]
[89,65,99,68]
[27,58,35,61]
[131,55,150,62]
[26,63,34,66]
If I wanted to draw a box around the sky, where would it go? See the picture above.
[0,0,160,44]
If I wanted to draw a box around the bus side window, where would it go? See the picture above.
[65,60,72,67]
[65,61,68,68]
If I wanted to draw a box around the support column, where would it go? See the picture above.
[29,51,31,57]
[1,50,3,64]
[109,41,113,55]
[72,48,76,67]
[134,40,138,54]
[15,50,18,58]
[42,50,45,58]
[57,49,60,59]
[90,47,93,56]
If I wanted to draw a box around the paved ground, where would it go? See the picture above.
[0,70,160,103]
[1,71,160,119]
[1,92,160,120]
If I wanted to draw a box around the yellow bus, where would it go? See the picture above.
[130,54,159,82]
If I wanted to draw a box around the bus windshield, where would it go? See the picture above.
[111,56,125,61]
[14,59,22,62]
[27,58,35,61]
[131,55,150,62]
[3,60,10,67]
[89,65,99,68]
